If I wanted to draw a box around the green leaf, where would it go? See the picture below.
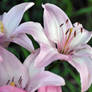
[73,7,92,16]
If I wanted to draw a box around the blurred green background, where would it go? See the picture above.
[0,0,92,92]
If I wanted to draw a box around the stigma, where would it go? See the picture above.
[10,77,16,86]
[0,21,4,33]
[10,82,15,86]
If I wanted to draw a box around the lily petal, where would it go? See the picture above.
[11,34,34,52]
[24,49,44,79]
[3,2,34,36]
[68,55,92,92]
[34,44,70,67]
[0,86,26,92]
[69,23,92,49]
[12,22,50,46]
[42,3,72,44]
[0,47,28,88]
[0,56,3,62]
[27,71,65,92]
[73,44,92,57]
[38,86,62,92]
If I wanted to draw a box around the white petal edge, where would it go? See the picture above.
[3,2,34,36]
[27,71,65,92]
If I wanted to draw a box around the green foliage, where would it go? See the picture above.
[0,0,92,92]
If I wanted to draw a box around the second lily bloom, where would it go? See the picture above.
[14,3,92,92]
[0,47,65,92]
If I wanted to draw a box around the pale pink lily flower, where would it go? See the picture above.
[38,86,62,92]
[14,3,92,92]
[0,47,65,92]
[0,2,34,51]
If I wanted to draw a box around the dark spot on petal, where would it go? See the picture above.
[60,23,64,27]
[74,31,76,37]
[66,19,68,23]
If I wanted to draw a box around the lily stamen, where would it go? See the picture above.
[10,77,15,86]
[60,23,64,27]
[63,28,73,52]
[18,76,22,86]
[6,80,10,85]
[66,19,68,23]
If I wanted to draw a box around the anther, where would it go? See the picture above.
[55,43,58,48]
[18,76,22,85]
[81,28,83,33]
[74,31,76,37]
[6,80,10,85]
[65,29,69,35]
[60,23,64,27]
[66,19,68,23]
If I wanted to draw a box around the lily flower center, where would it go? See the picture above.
[0,21,4,33]
[58,21,83,55]
[6,77,16,87]
[6,76,23,88]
